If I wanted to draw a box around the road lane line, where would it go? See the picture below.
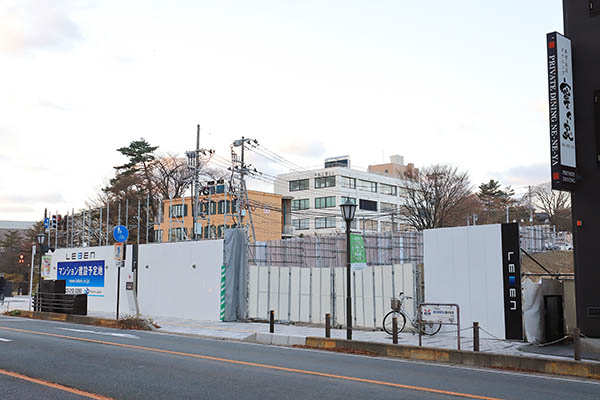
[0,338,12,342]
[0,326,501,400]
[0,368,114,400]
[58,327,139,339]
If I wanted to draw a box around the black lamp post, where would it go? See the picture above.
[340,200,357,340]
[36,233,45,309]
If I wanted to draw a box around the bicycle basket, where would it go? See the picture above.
[390,298,401,311]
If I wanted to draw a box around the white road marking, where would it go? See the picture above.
[57,328,139,339]
[0,338,12,342]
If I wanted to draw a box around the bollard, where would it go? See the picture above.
[473,322,480,352]
[269,310,275,333]
[392,316,398,344]
[325,313,331,338]
[573,328,581,361]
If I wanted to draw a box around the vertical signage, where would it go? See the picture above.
[350,234,367,271]
[547,32,577,190]
[501,223,523,340]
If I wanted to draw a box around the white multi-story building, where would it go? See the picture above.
[274,155,415,235]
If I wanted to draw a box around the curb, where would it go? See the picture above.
[243,332,306,346]
[5,311,153,330]
[305,337,600,380]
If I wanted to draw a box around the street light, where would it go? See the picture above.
[340,200,357,340]
[36,233,45,310]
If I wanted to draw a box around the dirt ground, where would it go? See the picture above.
[521,250,574,274]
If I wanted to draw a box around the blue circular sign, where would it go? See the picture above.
[113,225,129,243]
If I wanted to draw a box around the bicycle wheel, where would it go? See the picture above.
[420,321,442,335]
[383,311,406,335]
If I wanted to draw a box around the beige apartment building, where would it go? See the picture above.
[153,190,290,242]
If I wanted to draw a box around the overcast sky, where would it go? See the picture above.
[1,0,563,221]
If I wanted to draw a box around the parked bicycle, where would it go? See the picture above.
[383,292,441,336]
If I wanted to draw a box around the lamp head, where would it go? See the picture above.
[340,200,357,223]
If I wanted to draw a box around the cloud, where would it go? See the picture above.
[0,204,36,213]
[491,163,550,186]
[0,1,82,54]
[278,141,327,160]
[0,192,65,204]
[39,99,70,111]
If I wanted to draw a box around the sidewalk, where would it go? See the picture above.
[3,296,598,364]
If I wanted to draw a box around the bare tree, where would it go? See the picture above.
[533,182,571,229]
[152,154,193,200]
[399,165,473,230]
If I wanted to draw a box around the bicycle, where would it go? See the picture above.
[382,292,441,336]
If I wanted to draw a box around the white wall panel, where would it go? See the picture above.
[299,268,311,322]
[51,241,223,321]
[248,265,259,318]
[424,225,505,338]
[290,267,300,321]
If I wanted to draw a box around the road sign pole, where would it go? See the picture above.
[116,261,121,320]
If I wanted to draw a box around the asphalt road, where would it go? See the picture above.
[0,316,598,400]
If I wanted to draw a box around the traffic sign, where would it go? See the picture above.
[44,218,49,229]
[113,225,129,243]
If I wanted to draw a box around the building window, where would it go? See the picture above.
[315,216,336,229]
[340,176,356,189]
[381,221,395,232]
[315,176,336,188]
[154,229,163,242]
[169,204,187,218]
[315,196,336,209]
[359,199,377,211]
[226,199,237,214]
[380,183,397,196]
[358,179,377,193]
[341,196,356,205]
[360,219,377,231]
[293,218,310,230]
[169,227,186,241]
[218,200,226,214]
[210,201,217,215]
[380,202,397,212]
[217,224,224,238]
[291,199,310,211]
[289,178,309,192]
[324,159,348,168]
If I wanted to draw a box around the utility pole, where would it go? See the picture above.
[186,125,214,240]
[528,185,534,225]
[232,137,257,241]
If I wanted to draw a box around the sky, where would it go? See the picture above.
[0,0,564,221]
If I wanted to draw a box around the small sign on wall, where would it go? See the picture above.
[420,305,457,324]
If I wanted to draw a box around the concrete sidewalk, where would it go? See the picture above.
[4,295,598,364]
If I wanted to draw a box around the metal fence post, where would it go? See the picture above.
[392,316,398,344]
[473,322,480,352]
[325,313,331,338]
[573,328,581,361]
[269,310,275,333]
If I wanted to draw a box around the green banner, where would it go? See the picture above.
[350,234,367,271]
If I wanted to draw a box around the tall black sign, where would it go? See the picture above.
[547,32,577,191]
[564,0,600,337]
[501,223,523,340]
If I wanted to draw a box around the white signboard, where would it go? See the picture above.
[555,33,576,168]
[420,304,457,324]
[40,255,55,280]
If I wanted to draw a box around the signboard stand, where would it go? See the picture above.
[418,303,461,350]
[113,225,129,320]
